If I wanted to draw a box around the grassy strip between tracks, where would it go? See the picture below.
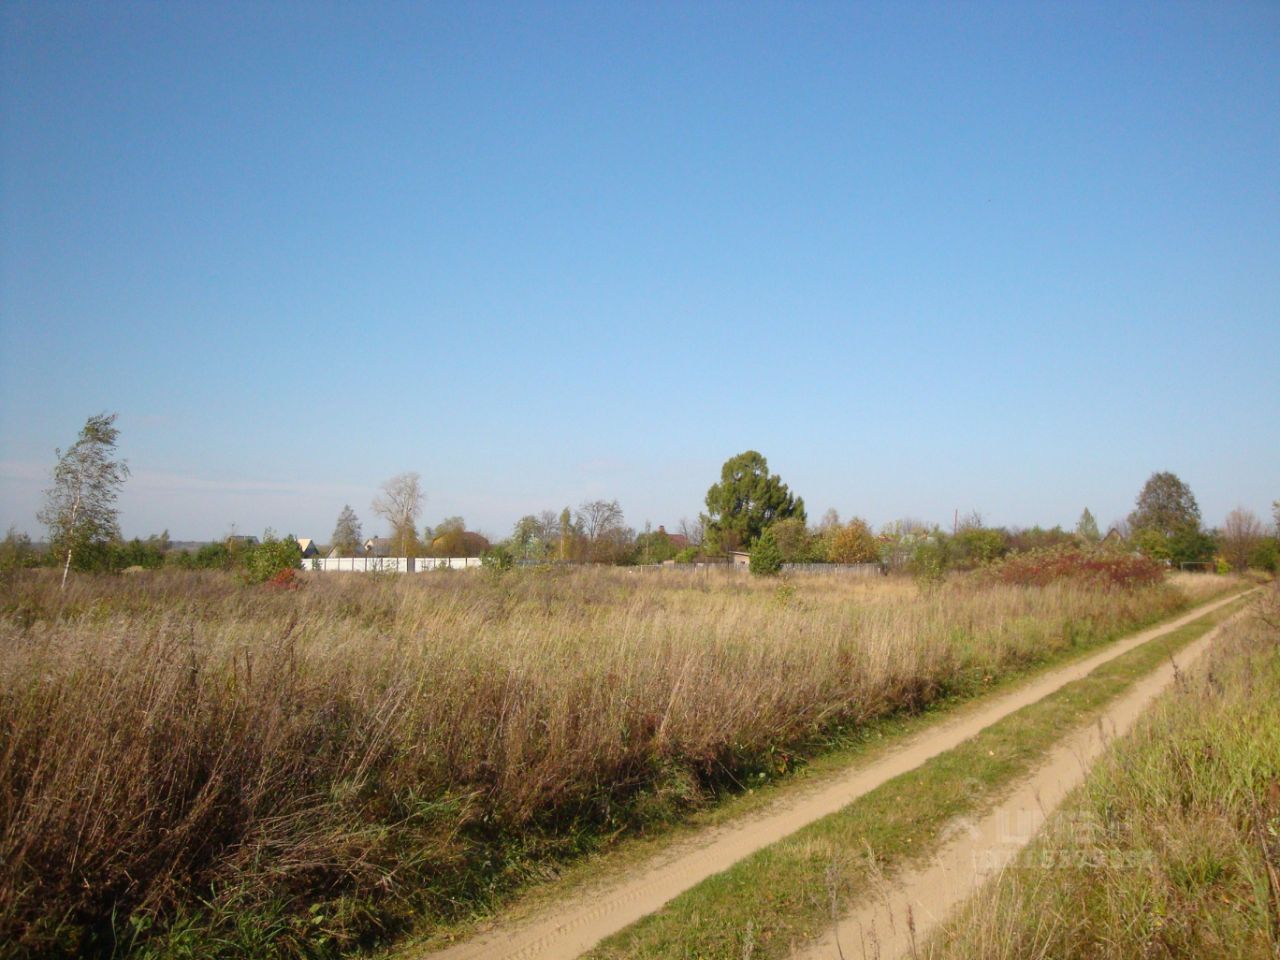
[582,594,1252,960]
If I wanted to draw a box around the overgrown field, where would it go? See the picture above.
[0,565,1235,958]
[926,580,1280,959]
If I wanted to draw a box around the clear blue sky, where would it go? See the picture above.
[2,2,1277,542]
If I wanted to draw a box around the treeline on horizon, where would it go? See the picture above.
[8,423,1280,580]
[6,463,1278,580]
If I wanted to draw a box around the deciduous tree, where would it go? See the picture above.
[39,412,130,589]
[372,472,423,557]
[826,518,881,564]
[1129,471,1200,538]
[576,499,633,563]
[511,515,544,560]
[635,526,678,564]
[1128,472,1211,567]
[678,516,705,547]
[430,529,490,558]
[1221,507,1264,571]
[558,507,574,561]
[767,516,816,562]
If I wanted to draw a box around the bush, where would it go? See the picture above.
[766,517,816,562]
[909,537,950,586]
[192,542,233,570]
[749,530,783,576]
[0,527,39,573]
[1248,539,1279,573]
[986,546,1164,589]
[952,527,1007,568]
[241,533,302,585]
[825,519,880,564]
[481,545,515,573]
[264,567,300,591]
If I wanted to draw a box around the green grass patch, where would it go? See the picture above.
[584,596,1250,960]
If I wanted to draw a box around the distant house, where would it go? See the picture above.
[656,525,689,550]
[296,538,320,558]
[364,537,395,557]
[1101,527,1125,545]
[729,550,751,569]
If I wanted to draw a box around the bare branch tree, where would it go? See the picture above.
[576,499,632,563]
[537,509,561,544]
[678,516,705,547]
[371,472,424,557]
[577,499,624,543]
[1221,506,1264,571]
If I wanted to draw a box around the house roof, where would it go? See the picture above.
[364,536,394,557]
[656,526,689,549]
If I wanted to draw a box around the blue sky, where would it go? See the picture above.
[2,2,1276,542]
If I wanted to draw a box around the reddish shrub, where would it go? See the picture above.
[264,567,301,591]
[985,546,1164,589]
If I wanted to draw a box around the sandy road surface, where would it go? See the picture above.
[413,591,1247,960]
[793,604,1239,960]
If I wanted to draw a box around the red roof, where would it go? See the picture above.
[657,526,689,549]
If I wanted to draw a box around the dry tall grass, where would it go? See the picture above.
[925,580,1280,959]
[0,566,1225,957]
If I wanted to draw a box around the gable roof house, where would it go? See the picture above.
[296,538,320,558]
[363,537,391,560]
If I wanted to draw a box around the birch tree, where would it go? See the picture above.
[38,412,129,589]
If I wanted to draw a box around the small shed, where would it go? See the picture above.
[729,550,751,569]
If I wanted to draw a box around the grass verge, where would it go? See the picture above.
[583,594,1252,960]
[924,582,1280,959]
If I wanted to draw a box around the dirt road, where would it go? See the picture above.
[793,603,1238,960]
[414,592,1246,960]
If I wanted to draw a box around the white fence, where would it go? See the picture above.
[306,556,482,573]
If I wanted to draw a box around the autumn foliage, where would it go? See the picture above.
[984,546,1165,589]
